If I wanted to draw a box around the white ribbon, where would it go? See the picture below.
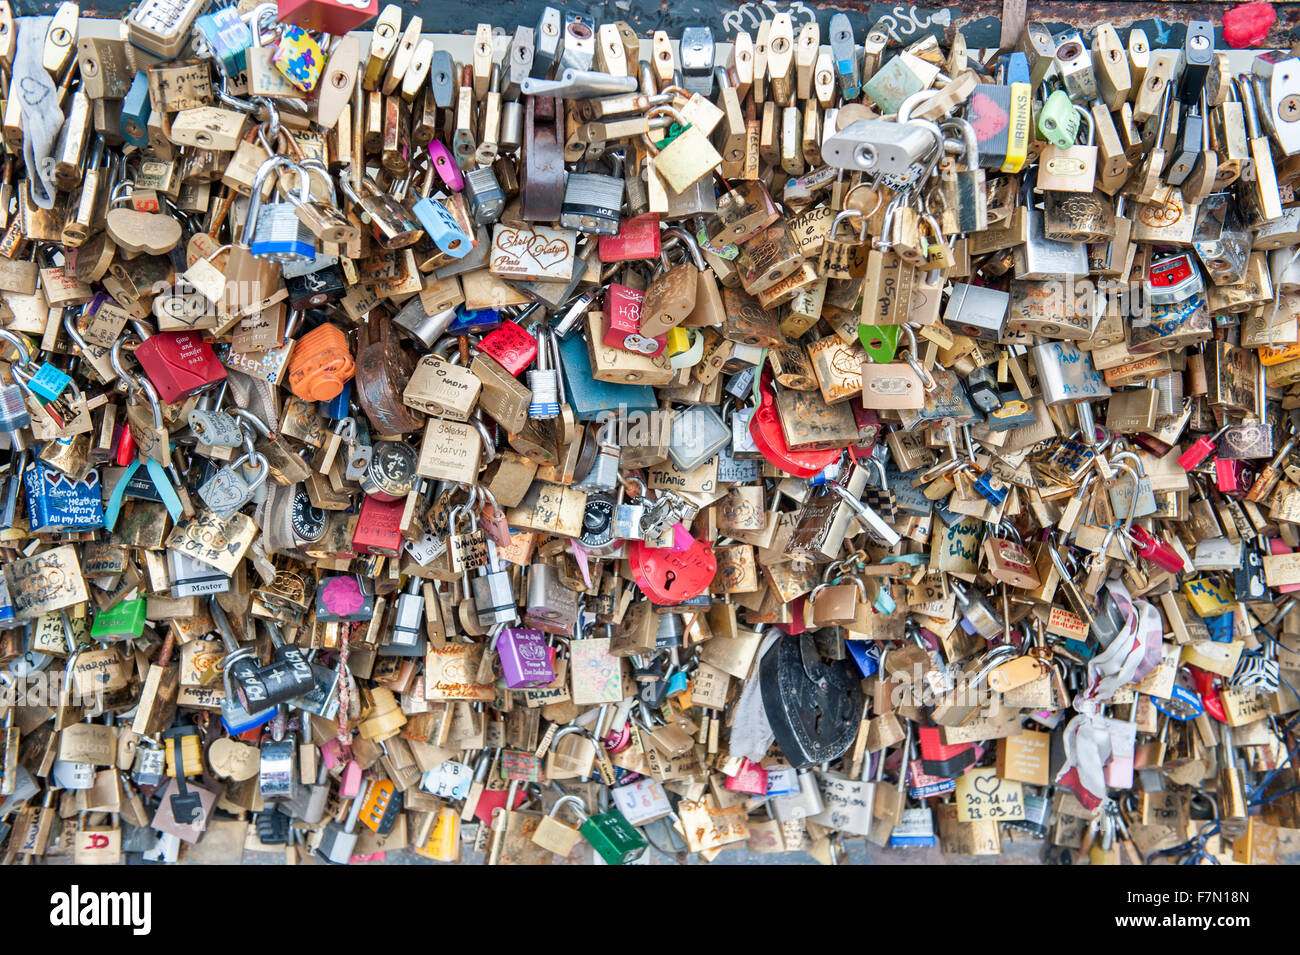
[14,18,60,210]
[729,630,781,761]
[1054,580,1162,804]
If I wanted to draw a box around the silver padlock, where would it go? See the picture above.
[339,418,373,482]
[188,408,244,447]
[1109,452,1157,519]
[612,476,647,541]
[944,283,1010,342]
[259,733,297,801]
[822,119,937,176]
[668,404,730,472]
[197,451,269,520]
[386,577,426,656]
[463,166,506,224]
[316,779,370,864]
[770,768,826,822]
[560,172,624,235]
[525,560,578,625]
[1015,202,1089,280]
[472,540,520,628]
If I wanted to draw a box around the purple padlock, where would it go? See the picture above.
[496,628,554,689]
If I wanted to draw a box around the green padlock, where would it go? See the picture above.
[578,807,648,865]
[1037,88,1080,149]
[858,324,901,362]
[90,597,148,641]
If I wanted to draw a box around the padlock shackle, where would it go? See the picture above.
[243,155,298,247]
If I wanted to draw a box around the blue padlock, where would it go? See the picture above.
[847,641,881,679]
[447,306,501,335]
[556,332,657,420]
[973,469,1008,506]
[412,198,474,258]
[195,6,252,77]
[323,380,353,419]
[1000,50,1031,85]
[120,71,152,148]
[27,363,72,403]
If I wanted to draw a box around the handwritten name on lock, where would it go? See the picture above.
[489,224,577,282]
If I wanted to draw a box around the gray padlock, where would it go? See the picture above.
[385,577,426,656]
[188,408,244,447]
[944,282,1009,342]
[197,451,268,521]
[526,560,577,625]
[668,404,730,472]
[464,166,506,224]
[472,541,520,628]
[770,768,826,822]
[316,779,370,864]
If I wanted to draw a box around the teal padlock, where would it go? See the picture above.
[1037,88,1080,149]
[27,363,72,403]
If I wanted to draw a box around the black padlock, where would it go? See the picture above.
[760,632,864,768]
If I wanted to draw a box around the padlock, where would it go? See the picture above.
[471,540,519,628]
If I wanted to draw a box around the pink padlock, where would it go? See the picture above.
[320,736,346,769]
[339,760,363,799]
[724,757,768,795]
[428,140,464,191]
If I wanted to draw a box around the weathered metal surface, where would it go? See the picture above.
[35,1,1300,48]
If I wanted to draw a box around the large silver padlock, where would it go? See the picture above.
[822,119,937,177]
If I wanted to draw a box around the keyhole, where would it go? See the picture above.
[662,570,677,590]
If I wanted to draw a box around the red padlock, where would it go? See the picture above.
[1177,425,1230,470]
[133,332,227,404]
[276,0,378,37]
[748,367,840,478]
[598,213,661,262]
[115,421,137,467]
[351,495,404,556]
[1189,666,1228,723]
[477,320,537,376]
[1214,456,1255,497]
[723,758,768,795]
[775,595,808,635]
[1127,525,1185,574]
[628,536,716,605]
[603,284,666,356]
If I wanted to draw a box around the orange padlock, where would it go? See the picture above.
[287,323,355,401]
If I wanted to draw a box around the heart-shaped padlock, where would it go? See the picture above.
[760,633,865,769]
[748,368,840,478]
[628,537,717,605]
